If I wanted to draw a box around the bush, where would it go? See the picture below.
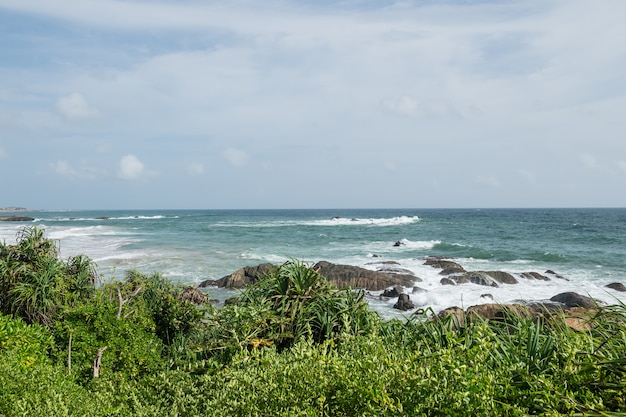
[0,226,98,326]
[203,260,381,361]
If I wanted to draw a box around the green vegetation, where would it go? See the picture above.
[1,226,625,416]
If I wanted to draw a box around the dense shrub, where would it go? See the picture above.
[1,227,625,416]
[0,226,98,325]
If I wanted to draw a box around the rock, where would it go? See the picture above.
[381,285,403,298]
[520,272,551,281]
[393,240,404,247]
[444,271,519,287]
[561,307,596,332]
[393,293,415,311]
[460,272,500,287]
[199,263,277,288]
[0,216,34,222]
[466,304,531,321]
[453,275,470,284]
[436,306,465,326]
[525,301,567,313]
[201,261,420,291]
[438,302,599,332]
[424,258,466,274]
[483,271,518,285]
[440,267,464,276]
[374,264,422,283]
[440,277,456,286]
[606,282,626,292]
[550,292,600,309]
[95,216,110,220]
[480,293,493,300]
[179,286,207,304]
[313,261,417,291]
[545,270,569,280]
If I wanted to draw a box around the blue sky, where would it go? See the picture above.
[1,0,625,209]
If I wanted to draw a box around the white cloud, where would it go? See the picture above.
[51,160,101,179]
[52,160,78,177]
[222,148,249,167]
[3,0,626,208]
[55,93,99,120]
[187,162,204,176]
[118,154,144,179]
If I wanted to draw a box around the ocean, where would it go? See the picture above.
[1,208,625,318]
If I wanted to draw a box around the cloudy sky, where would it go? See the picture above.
[1,0,625,209]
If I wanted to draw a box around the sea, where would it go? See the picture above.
[1,208,625,318]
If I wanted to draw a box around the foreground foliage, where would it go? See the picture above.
[1,227,625,416]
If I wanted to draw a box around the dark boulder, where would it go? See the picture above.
[374,264,423,283]
[393,293,415,311]
[545,270,569,280]
[606,282,626,292]
[179,286,208,304]
[424,257,466,275]
[468,273,500,287]
[483,271,518,285]
[199,263,277,288]
[0,216,35,222]
[520,272,551,281]
[442,270,521,287]
[381,285,403,298]
[314,261,417,291]
[438,302,598,331]
[453,272,499,287]
[550,292,600,309]
[466,304,531,321]
[440,277,456,286]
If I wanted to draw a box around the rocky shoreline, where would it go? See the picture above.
[0,216,35,222]
[199,257,626,321]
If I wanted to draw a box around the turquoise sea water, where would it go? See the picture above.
[1,208,625,316]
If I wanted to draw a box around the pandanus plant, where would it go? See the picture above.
[223,259,380,350]
[0,226,98,326]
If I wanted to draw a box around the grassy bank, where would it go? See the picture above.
[1,227,625,416]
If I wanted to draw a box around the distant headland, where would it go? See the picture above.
[0,207,29,212]
[0,207,35,221]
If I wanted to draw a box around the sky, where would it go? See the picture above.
[1,0,625,210]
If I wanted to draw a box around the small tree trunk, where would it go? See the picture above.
[67,332,73,375]
[116,286,142,320]
[93,346,108,378]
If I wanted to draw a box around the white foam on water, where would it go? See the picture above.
[37,215,178,222]
[239,252,289,265]
[213,215,420,228]
[354,256,626,318]
[394,238,441,250]
[308,215,420,227]
[0,224,24,244]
